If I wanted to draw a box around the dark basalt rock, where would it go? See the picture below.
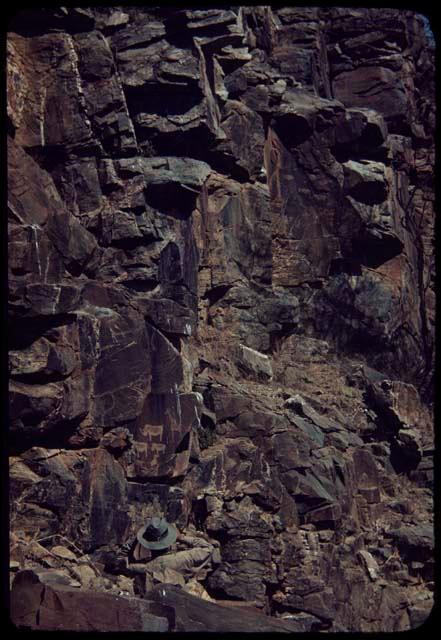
[386,525,434,563]
[147,583,306,632]
[8,6,434,634]
[11,570,169,631]
[332,67,410,134]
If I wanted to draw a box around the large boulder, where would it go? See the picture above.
[11,570,169,632]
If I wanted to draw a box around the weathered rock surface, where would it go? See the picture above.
[8,6,434,633]
[11,570,169,631]
[147,583,307,632]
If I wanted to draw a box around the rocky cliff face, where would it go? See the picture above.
[8,6,435,632]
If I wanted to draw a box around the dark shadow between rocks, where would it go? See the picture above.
[125,83,202,117]
[203,284,233,306]
[8,314,77,351]
[271,113,313,149]
[329,258,362,276]
[351,232,404,268]
[9,416,83,457]
[145,183,199,219]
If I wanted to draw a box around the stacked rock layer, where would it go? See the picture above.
[8,6,434,632]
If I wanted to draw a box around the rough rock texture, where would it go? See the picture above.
[8,6,434,633]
